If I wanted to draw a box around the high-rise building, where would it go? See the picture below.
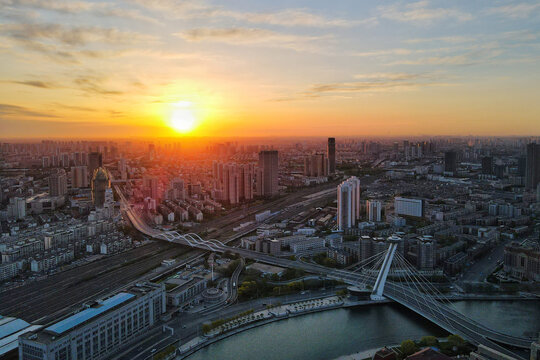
[525,143,540,190]
[7,197,26,220]
[148,143,156,161]
[366,200,382,222]
[394,197,424,218]
[337,176,361,230]
[170,178,185,201]
[444,150,457,175]
[88,152,103,181]
[42,156,50,168]
[92,167,110,208]
[71,166,88,188]
[417,236,435,269]
[143,176,160,200]
[304,153,328,177]
[257,150,279,197]
[327,137,336,174]
[481,156,493,175]
[49,169,67,197]
[241,164,254,201]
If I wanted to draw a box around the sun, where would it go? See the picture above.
[169,101,197,133]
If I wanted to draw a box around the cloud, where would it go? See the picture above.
[274,72,451,101]
[175,27,326,51]
[378,1,473,23]
[216,8,375,28]
[0,23,150,47]
[73,76,123,95]
[486,2,540,19]
[5,80,58,88]
[0,103,59,118]
[130,0,372,28]
[0,0,159,23]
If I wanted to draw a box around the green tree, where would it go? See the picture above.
[419,336,439,347]
[447,334,464,347]
[400,340,418,357]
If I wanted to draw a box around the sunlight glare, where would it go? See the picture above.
[169,101,197,133]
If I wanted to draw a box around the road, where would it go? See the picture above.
[460,240,508,283]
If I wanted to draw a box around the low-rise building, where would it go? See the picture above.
[19,283,165,360]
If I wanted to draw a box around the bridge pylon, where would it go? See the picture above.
[370,236,401,300]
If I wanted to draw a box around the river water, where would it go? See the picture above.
[186,300,540,360]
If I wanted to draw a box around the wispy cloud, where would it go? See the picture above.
[0,103,59,118]
[73,76,123,96]
[4,79,58,88]
[486,2,540,19]
[0,0,159,23]
[378,0,473,23]
[175,27,326,51]
[274,72,451,101]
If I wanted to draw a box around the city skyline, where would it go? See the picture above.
[1,0,540,138]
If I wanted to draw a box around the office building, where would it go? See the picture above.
[49,169,67,197]
[19,283,165,360]
[257,150,279,197]
[71,166,88,188]
[304,153,328,177]
[88,152,103,181]
[366,200,382,222]
[337,176,361,230]
[7,197,26,220]
[143,176,159,201]
[394,197,424,218]
[170,178,185,201]
[481,156,493,175]
[444,150,457,175]
[526,143,540,190]
[417,236,435,269]
[92,168,110,208]
[327,137,336,174]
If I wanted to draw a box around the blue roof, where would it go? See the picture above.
[45,293,135,335]
[0,318,30,338]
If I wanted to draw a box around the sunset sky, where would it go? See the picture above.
[1,0,540,138]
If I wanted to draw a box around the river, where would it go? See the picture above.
[186,300,540,360]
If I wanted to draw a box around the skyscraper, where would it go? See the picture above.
[327,137,336,174]
[49,169,67,197]
[366,200,382,222]
[337,176,361,230]
[143,176,160,200]
[170,178,185,201]
[92,167,110,208]
[71,166,88,188]
[444,150,457,175]
[88,152,103,181]
[526,143,540,190]
[304,153,328,177]
[257,150,279,197]
[481,156,493,175]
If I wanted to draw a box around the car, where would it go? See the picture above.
[151,349,156,353]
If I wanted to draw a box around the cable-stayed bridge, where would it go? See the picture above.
[117,188,534,359]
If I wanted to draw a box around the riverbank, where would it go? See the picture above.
[177,296,388,359]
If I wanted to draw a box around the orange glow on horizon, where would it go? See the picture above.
[168,101,197,134]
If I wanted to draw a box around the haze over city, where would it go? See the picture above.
[1,0,540,138]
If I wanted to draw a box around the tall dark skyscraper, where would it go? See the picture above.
[481,156,493,175]
[88,152,103,181]
[525,143,540,190]
[92,167,109,208]
[444,150,457,174]
[257,150,279,197]
[327,137,336,174]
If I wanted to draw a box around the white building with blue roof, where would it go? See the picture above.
[18,282,165,360]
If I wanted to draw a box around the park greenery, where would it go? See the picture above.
[398,334,472,359]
